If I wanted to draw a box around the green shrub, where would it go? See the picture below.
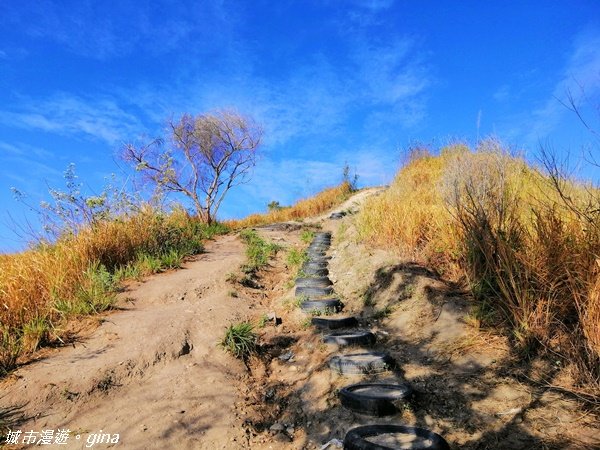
[220,322,257,359]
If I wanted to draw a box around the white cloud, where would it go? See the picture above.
[526,30,600,142]
[0,94,146,145]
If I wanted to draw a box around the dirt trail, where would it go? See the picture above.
[1,235,251,449]
[2,188,599,450]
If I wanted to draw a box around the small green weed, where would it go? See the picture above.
[240,230,281,271]
[300,317,312,329]
[160,249,185,269]
[363,291,375,307]
[220,322,257,359]
[258,314,269,328]
[372,306,393,320]
[286,248,307,267]
[22,316,51,353]
[300,230,315,243]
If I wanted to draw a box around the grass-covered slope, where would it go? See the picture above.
[226,181,353,229]
[0,207,227,374]
[358,143,600,396]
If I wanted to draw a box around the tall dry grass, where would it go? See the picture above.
[358,142,600,396]
[226,182,353,229]
[0,207,225,374]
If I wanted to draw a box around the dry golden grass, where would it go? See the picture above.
[358,143,600,396]
[226,181,353,229]
[0,207,223,374]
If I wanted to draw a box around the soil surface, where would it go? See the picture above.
[2,188,600,450]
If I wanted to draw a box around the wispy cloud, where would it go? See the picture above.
[526,29,600,142]
[0,1,232,60]
[0,94,146,144]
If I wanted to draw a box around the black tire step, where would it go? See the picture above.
[311,316,358,329]
[300,298,343,313]
[328,352,394,375]
[343,425,450,450]
[301,266,329,277]
[295,276,332,287]
[323,330,376,347]
[338,383,413,416]
[296,285,334,297]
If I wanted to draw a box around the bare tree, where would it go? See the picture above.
[123,110,262,224]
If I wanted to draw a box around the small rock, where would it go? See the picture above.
[320,438,343,449]
[267,312,283,325]
[273,432,291,442]
[270,423,285,432]
[278,351,294,362]
[286,426,295,435]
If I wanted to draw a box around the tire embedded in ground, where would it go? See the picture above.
[343,425,450,450]
[296,285,334,297]
[330,212,346,219]
[329,352,395,375]
[303,261,328,271]
[323,330,376,347]
[338,383,413,416]
[300,298,343,313]
[306,250,327,258]
[295,276,333,287]
[302,266,329,277]
[311,316,358,329]
[306,256,331,264]
[308,245,329,252]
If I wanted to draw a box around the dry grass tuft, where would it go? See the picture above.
[0,207,226,374]
[358,141,600,397]
[226,182,353,229]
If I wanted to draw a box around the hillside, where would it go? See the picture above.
[1,184,599,449]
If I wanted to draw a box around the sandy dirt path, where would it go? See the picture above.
[1,234,251,449]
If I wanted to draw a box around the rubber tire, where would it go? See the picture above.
[323,330,376,347]
[329,352,395,375]
[306,251,327,258]
[308,244,329,251]
[311,316,358,329]
[330,212,346,219]
[338,383,413,416]
[295,276,333,287]
[296,285,334,297]
[306,256,331,264]
[300,298,343,313]
[315,232,332,238]
[303,260,328,268]
[302,267,329,277]
[343,425,450,450]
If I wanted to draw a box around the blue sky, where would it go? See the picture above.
[1,0,599,251]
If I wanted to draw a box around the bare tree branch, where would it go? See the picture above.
[122,110,262,224]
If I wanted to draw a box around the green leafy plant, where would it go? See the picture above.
[239,229,280,271]
[286,248,307,267]
[220,322,257,359]
[300,230,315,243]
